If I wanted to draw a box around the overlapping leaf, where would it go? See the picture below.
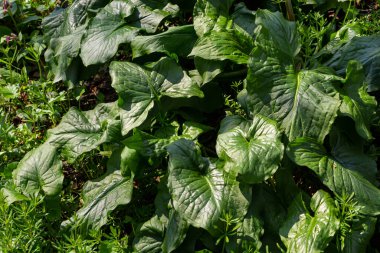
[326,34,380,92]
[110,57,203,135]
[167,139,250,231]
[80,0,179,66]
[287,137,380,215]
[338,61,377,140]
[280,190,340,253]
[239,10,341,142]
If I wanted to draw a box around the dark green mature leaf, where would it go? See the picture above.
[239,62,341,142]
[255,9,300,59]
[239,10,340,142]
[280,190,340,253]
[48,103,121,162]
[343,216,377,253]
[167,139,250,231]
[80,0,178,66]
[251,184,287,252]
[226,201,264,253]
[190,28,254,64]
[110,58,203,135]
[13,143,63,197]
[162,211,189,253]
[193,57,226,85]
[80,1,137,66]
[43,0,109,82]
[339,61,377,140]
[133,215,165,253]
[232,2,256,37]
[329,122,378,184]
[131,25,197,58]
[62,170,133,231]
[216,115,283,184]
[287,137,380,215]
[45,24,87,82]
[326,34,380,91]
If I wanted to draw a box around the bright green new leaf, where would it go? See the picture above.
[48,102,121,162]
[216,115,283,184]
[193,0,234,37]
[110,58,203,135]
[62,170,133,232]
[280,190,340,253]
[13,143,63,197]
[167,139,250,231]
[131,25,197,58]
[287,137,380,215]
[339,61,377,140]
[0,186,29,205]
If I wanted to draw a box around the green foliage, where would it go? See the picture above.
[1,0,380,251]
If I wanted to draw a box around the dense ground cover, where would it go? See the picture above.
[1,0,380,252]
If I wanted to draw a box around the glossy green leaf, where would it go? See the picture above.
[45,24,87,82]
[194,57,225,85]
[110,58,203,135]
[232,2,256,37]
[343,216,377,253]
[80,1,137,66]
[43,0,109,82]
[80,0,178,66]
[226,202,264,253]
[162,211,189,253]
[255,9,300,59]
[131,25,197,58]
[287,137,380,215]
[239,60,341,142]
[62,170,133,231]
[326,34,380,92]
[339,61,377,140]
[190,29,254,65]
[13,143,63,197]
[167,139,250,231]
[133,215,165,253]
[329,122,377,184]
[48,103,121,162]
[280,190,340,253]
[238,11,340,142]
[193,0,234,37]
[216,115,283,184]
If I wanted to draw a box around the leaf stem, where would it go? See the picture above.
[285,0,295,21]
